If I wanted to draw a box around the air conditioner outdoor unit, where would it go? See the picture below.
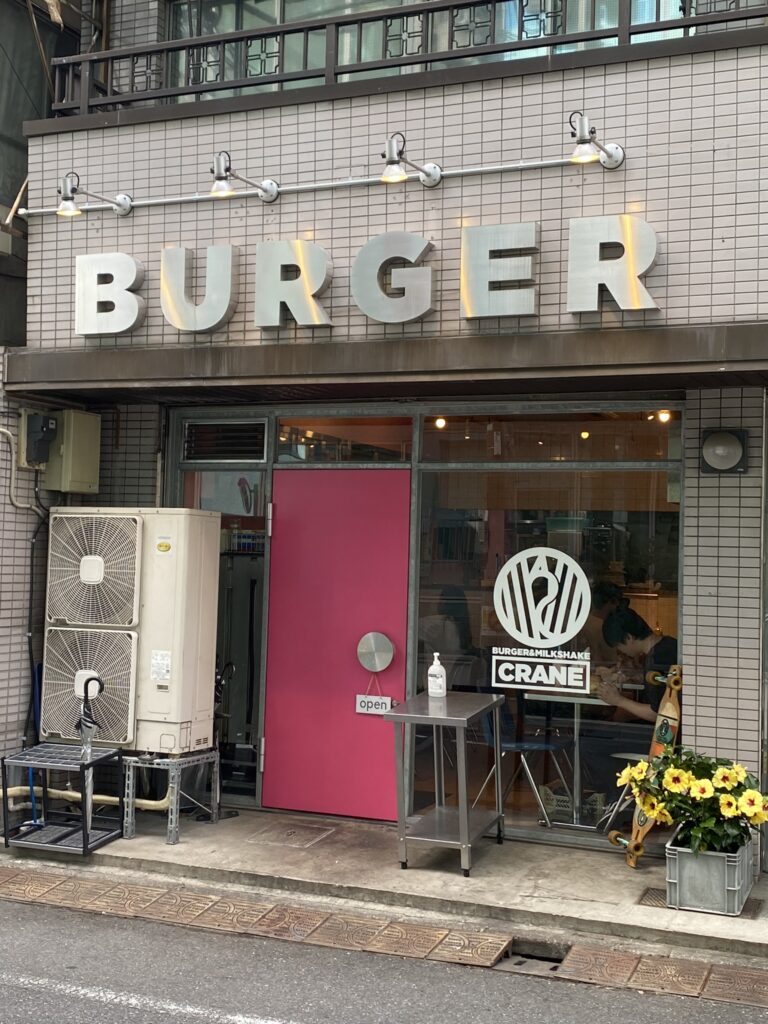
[40,507,221,755]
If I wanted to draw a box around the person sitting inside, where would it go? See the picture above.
[597,606,678,724]
[578,581,625,667]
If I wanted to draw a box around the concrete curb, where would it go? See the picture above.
[77,848,768,961]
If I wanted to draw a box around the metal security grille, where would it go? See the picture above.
[182,419,267,464]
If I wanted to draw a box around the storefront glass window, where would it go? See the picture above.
[415,465,680,841]
[182,469,268,804]
[277,417,412,463]
[421,410,681,462]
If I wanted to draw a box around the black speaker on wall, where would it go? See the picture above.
[700,429,748,474]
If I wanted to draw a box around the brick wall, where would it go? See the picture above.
[681,388,765,772]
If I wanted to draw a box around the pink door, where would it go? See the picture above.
[262,469,410,821]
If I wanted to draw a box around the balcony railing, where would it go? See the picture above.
[51,0,768,116]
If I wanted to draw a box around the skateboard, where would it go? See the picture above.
[608,664,683,868]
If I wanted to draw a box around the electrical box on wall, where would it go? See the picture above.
[42,410,101,494]
[17,409,58,469]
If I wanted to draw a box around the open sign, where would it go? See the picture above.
[355,694,393,716]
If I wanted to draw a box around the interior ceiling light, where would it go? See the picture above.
[657,409,672,423]
[56,170,133,217]
[381,133,442,188]
[435,417,447,429]
[569,112,625,170]
[210,151,279,204]
[580,431,590,440]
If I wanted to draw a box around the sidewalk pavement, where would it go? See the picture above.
[18,806,763,961]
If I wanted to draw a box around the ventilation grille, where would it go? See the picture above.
[47,514,141,627]
[183,420,267,463]
[41,628,137,745]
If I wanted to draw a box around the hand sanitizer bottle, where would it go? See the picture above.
[427,653,447,697]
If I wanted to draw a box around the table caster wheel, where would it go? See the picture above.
[400,862,408,869]
[462,868,470,878]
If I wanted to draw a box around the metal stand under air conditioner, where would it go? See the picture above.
[122,749,220,845]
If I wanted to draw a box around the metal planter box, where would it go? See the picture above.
[665,836,754,916]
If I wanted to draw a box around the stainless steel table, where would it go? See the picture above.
[384,691,504,876]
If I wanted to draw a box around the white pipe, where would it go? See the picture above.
[0,429,47,520]
[17,154,607,218]
[0,784,171,811]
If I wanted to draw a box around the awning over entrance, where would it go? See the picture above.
[6,323,768,405]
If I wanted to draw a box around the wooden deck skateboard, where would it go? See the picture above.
[608,664,683,868]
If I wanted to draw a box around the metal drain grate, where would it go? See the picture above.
[639,887,764,919]
[245,822,335,849]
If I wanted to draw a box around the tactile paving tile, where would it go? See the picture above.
[37,877,118,909]
[135,889,221,926]
[303,913,390,951]
[0,871,68,903]
[87,883,168,916]
[187,897,274,934]
[428,930,514,967]
[702,965,768,1008]
[365,921,450,959]
[627,956,710,997]
[246,904,330,941]
[555,945,640,987]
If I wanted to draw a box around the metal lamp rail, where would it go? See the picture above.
[19,156,580,218]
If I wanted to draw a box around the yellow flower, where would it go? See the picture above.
[713,766,737,790]
[749,810,768,826]
[656,807,674,826]
[662,767,690,794]
[631,761,649,782]
[731,764,748,784]
[641,796,666,819]
[719,794,739,818]
[690,778,715,801]
[738,790,764,816]
[616,765,634,787]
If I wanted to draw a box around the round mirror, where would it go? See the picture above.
[357,632,395,673]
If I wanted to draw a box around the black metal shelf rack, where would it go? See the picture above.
[1,743,123,856]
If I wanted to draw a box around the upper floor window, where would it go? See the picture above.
[169,0,423,39]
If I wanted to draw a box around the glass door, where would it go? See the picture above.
[182,468,267,805]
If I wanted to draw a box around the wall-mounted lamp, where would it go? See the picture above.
[701,429,748,474]
[27,111,626,221]
[569,113,625,170]
[56,171,133,217]
[381,133,442,188]
[210,151,279,203]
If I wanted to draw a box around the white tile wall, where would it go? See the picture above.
[0,357,49,757]
[25,45,768,352]
[682,388,764,772]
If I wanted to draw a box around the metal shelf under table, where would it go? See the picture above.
[385,692,504,876]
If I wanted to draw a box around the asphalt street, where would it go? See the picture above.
[0,901,765,1024]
